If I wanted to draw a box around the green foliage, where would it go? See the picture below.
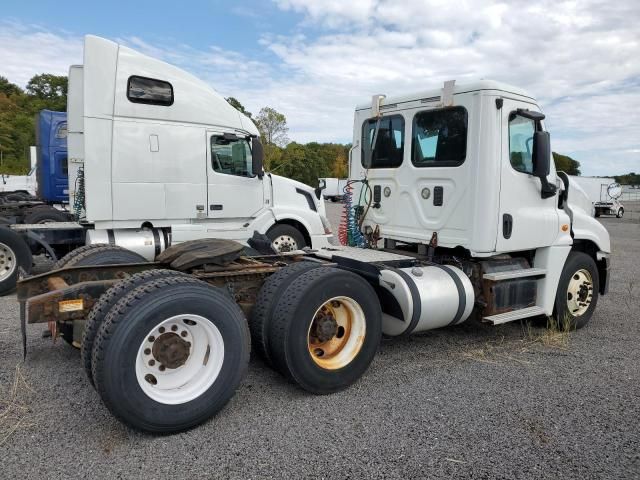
[225,97,252,118]
[0,74,68,174]
[614,172,640,185]
[255,107,289,147]
[270,142,350,186]
[552,152,581,175]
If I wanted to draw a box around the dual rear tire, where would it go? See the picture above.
[251,264,382,394]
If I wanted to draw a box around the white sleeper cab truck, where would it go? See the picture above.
[16,80,609,434]
[0,35,331,295]
[68,35,331,254]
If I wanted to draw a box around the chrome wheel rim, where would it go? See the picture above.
[307,296,366,370]
[271,234,298,253]
[135,314,224,405]
[566,268,593,316]
[0,242,17,282]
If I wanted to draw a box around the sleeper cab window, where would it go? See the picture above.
[211,136,254,178]
[411,107,468,167]
[508,112,535,174]
[361,115,405,168]
[127,76,174,106]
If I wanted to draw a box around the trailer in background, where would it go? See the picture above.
[569,176,624,218]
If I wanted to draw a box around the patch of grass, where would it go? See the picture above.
[524,314,573,350]
[0,364,37,446]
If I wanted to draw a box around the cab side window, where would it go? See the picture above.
[211,136,254,177]
[361,115,405,168]
[509,113,535,174]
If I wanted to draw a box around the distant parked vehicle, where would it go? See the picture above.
[569,176,624,218]
[320,178,348,202]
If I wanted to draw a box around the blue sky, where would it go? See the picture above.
[2,0,639,176]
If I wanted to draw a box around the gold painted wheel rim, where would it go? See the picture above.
[566,268,593,316]
[307,296,366,370]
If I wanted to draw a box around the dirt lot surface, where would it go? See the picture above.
[1,202,639,479]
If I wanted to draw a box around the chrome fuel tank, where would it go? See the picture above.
[378,265,474,336]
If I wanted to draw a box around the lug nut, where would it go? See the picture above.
[181,331,188,337]
[144,348,151,355]
[149,359,155,366]
[148,336,155,342]
[159,327,165,333]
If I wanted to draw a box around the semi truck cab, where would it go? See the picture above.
[349,80,610,326]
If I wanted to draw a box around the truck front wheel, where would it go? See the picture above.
[269,267,382,394]
[91,276,250,433]
[554,251,599,329]
[266,224,306,253]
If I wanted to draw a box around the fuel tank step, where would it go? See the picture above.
[483,306,546,325]
[483,268,546,281]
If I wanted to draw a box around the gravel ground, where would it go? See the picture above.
[2,202,639,479]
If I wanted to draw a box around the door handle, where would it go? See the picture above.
[210,205,223,211]
[503,214,513,239]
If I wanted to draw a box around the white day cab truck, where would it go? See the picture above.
[569,176,624,218]
[0,36,332,295]
[15,39,610,434]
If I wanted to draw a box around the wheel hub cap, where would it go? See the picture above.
[566,268,593,316]
[271,235,298,253]
[0,242,17,282]
[152,332,190,369]
[307,297,366,370]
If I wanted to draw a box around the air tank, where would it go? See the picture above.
[86,228,170,261]
[378,265,475,336]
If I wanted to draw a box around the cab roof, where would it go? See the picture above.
[355,80,536,111]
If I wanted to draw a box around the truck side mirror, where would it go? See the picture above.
[251,137,264,179]
[315,179,327,200]
[532,131,556,198]
[532,131,551,177]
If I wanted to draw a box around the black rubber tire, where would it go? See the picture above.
[250,261,322,366]
[0,226,33,296]
[23,206,71,224]
[268,267,382,394]
[52,244,109,270]
[91,276,250,433]
[53,244,145,270]
[617,208,624,218]
[81,269,190,387]
[553,251,599,330]
[266,224,307,252]
[595,211,600,218]
[52,245,146,347]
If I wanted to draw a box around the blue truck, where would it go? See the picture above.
[0,110,72,224]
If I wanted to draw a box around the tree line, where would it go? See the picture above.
[0,74,67,174]
[0,74,635,186]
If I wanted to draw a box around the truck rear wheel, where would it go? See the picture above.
[23,206,71,224]
[617,208,624,218]
[554,251,599,329]
[91,276,250,433]
[266,224,307,253]
[268,267,382,394]
[54,245,147,346]
[0,227,32,296]
[53,244,145,270]
[81,269,189,386]
[250,261,321,366]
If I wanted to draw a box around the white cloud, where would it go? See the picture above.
[2,2,639,176]
[0,21,82,85]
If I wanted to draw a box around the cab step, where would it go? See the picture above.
[483,268,546,281]
[483,306,546,325]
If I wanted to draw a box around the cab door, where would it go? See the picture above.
[206,131,264,219]
[496,100,558,251]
